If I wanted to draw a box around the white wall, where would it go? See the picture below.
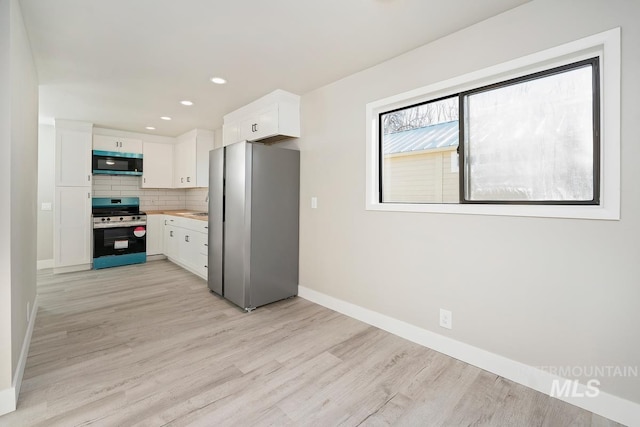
[0,0,13,396]
[298,0,639,408]
[0,0,39,415]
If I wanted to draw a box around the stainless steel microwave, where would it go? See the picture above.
[92,150,143,176]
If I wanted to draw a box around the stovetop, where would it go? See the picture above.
[92,197,146,228]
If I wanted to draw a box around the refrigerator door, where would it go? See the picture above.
[248,144,300,307]
[223,141,251,309]
[208,147,224,295]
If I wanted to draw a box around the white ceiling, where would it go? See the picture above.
[20,0,529,137]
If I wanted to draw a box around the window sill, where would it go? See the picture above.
[366,201,619,221]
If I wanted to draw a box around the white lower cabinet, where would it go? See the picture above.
[164,224,179,260]
[146,215,165,255]
[54,187,92,269]
[162,215,208,279]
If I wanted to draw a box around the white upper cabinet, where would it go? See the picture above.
[55,120,93,187]
[93,134,143,154]
[223,89,300,146]
[174,129,214,188]
[238,104,279,142]
[142,142,174,188]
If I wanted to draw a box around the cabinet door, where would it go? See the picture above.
[119,137,143,154]
[164,224,179,259]
[146,215,165,255]
[174,139,196,187]
[223,122,240,146]
[195,133,214,187]
[56,129,92,187]
[93,135,120,152]
[54,187,92,267]
[93,135,143,153]
[142,142,173,188]
[178,228,207,278]
[239,105,278,142]
[178,228,200,270]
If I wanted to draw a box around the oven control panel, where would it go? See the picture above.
[93,214,147,228]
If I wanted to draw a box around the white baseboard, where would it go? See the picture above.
[0,295,38,417]
[37,259,53,270]
[13,295,38,404]
[298,286,640,427]
[0,387,15,417]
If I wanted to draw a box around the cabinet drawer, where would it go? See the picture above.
[197,253,208,278]
[180,217,209,233]
[199,232,208,255]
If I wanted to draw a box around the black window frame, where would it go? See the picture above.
[378,94,460,204]
[378,57,601,206]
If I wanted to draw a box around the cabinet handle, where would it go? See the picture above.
[204,243,208,247]
[252,123,258,132]
[204,265,208,268]
[187,177,191,183]
[185,235,190,242]
[181,177,184,183]
[170,230,173,237]
[143,178,146,183]
[88,192,91,199]
[88,175,91,182]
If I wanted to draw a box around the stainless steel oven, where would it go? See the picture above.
[92,197,147,269]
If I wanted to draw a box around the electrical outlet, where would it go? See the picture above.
[27,301,30,323]
[440,308,452,329]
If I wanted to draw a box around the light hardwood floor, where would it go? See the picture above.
[0,261,623,426]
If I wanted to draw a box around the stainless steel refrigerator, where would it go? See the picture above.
[208,141,300,311]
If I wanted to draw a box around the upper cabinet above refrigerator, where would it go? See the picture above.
[222,89,300,146]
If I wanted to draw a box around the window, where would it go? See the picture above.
[380,96,459,203]
[366,28,620,220]
[461,59,599,205]
[379,59,599,206]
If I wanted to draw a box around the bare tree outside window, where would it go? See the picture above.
[382,97,459,134]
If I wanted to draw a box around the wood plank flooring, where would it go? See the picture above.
[0,260,623,426]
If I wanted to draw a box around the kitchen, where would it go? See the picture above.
[47,88,300,311]
[2,0,639,426]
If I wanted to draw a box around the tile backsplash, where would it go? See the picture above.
[92,175,208,212]
[185,188,209,212]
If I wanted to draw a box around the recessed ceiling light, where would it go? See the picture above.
[145,126,156,130]
[160,116,172,121]
[180,100,193,106]
[210,77,227,85]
